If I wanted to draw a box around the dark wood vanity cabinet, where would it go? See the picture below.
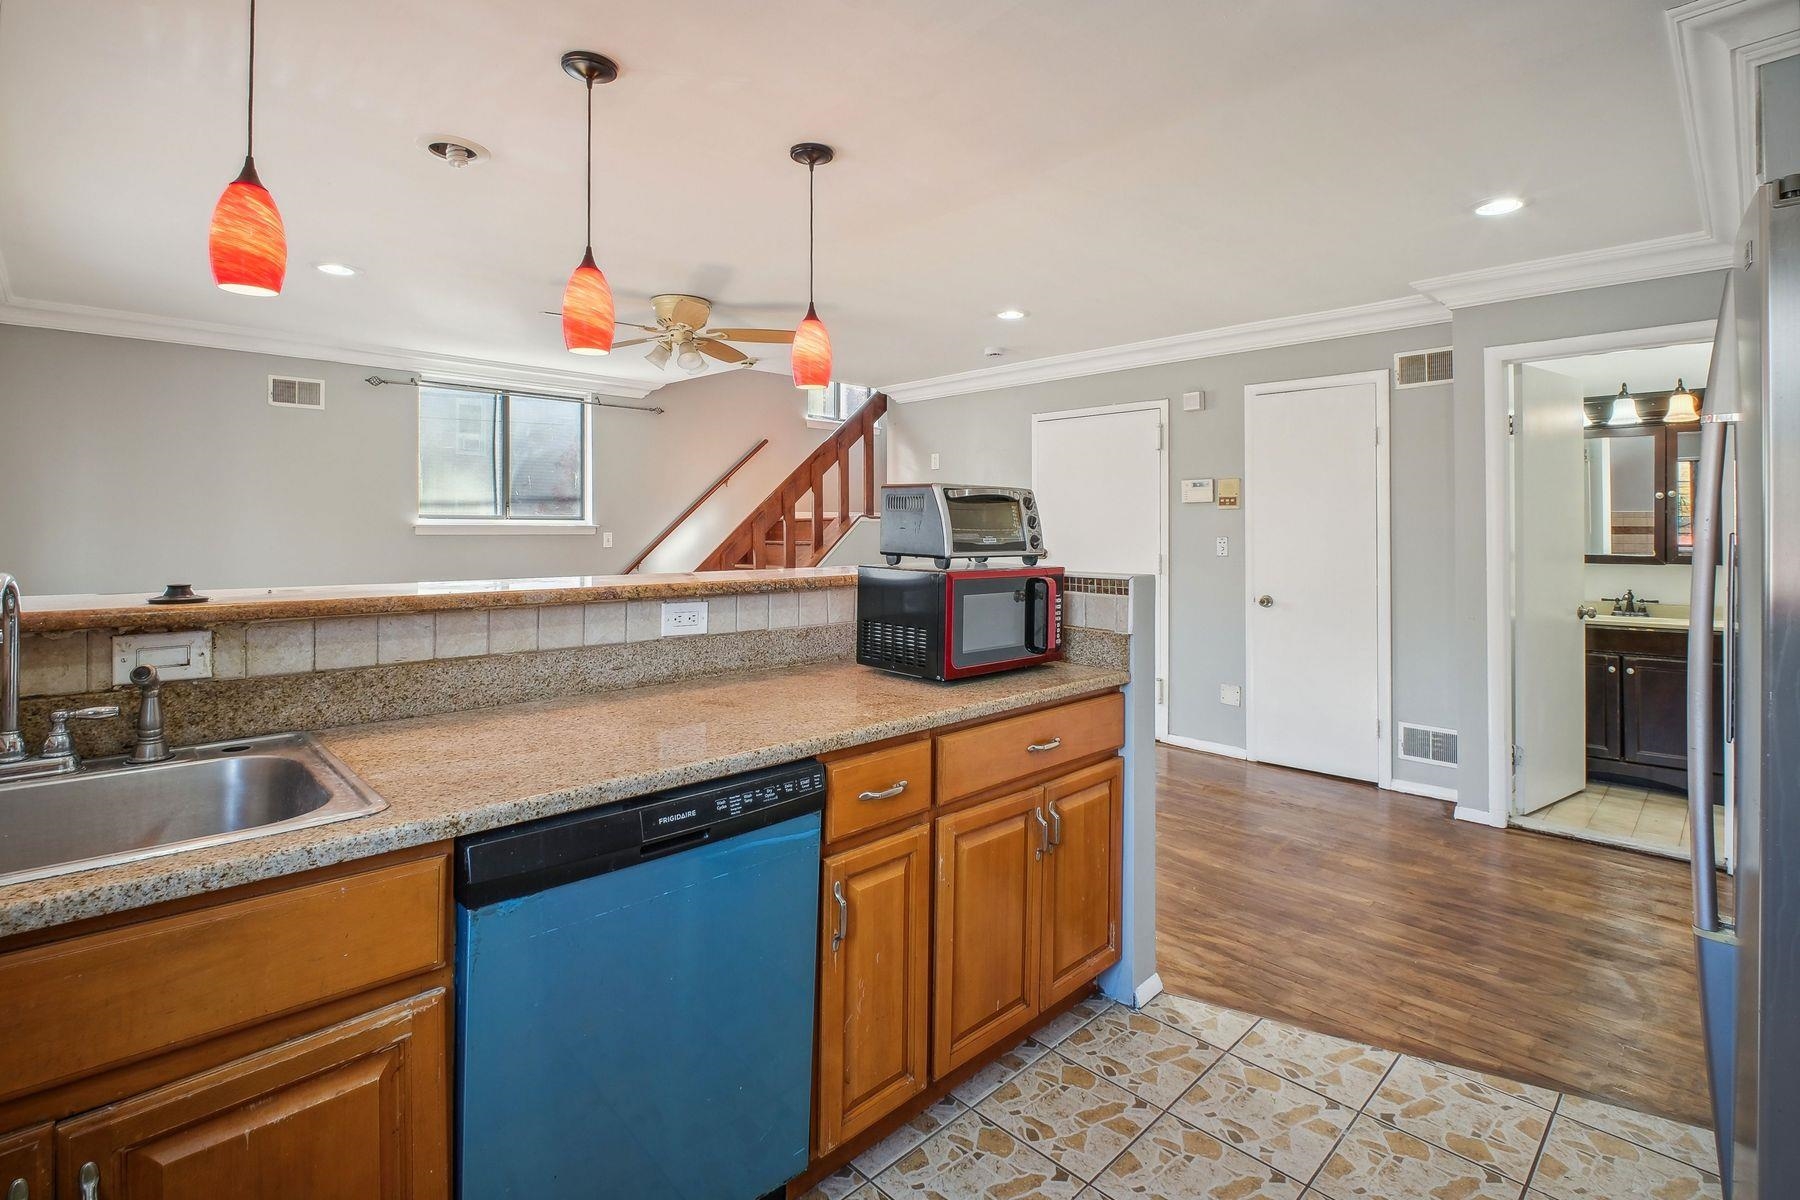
[1586,624,1722,790]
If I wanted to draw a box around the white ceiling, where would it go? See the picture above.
[0,0,1708,393]
[1532,341,1714,397]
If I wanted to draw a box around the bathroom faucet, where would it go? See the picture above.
[0,573,22,764]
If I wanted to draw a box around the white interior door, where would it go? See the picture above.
[1032,404,1166,731]
[1512,364,1588,815]
[1244,378,1386,783]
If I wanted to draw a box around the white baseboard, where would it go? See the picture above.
[1158,734,1248,759]
[1454,804,1508,828]
[1388,779,1458,803]
[1133,972,1165,1008]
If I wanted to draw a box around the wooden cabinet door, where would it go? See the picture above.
[1586,653,1622,760]
[0,1125,52,1200]
[933,788,1045,1078]
[55,991,448,1200]
[1041,760,1124,1009]
[815,824,932,1155]
[1621,654,1689,771]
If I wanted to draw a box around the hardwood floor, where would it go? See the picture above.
[1155,743,1717,1126]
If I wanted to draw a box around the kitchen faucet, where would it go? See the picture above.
[0,573,138,779]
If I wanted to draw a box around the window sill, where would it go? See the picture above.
[413,520,598,536]
[806,417,846,430]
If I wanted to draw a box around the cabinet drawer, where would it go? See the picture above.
[0,852,449,1104]
[826,739,933,843]
[935,692,1124,804]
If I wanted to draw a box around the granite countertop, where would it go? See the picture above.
[19,567,857,633]
[0,659,1129,937]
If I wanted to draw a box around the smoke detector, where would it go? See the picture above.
[418,135,490,168]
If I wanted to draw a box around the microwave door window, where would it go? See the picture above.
[953,585,1029,667]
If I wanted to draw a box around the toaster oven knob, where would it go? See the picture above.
[1022,493,1035,508]
[1027,513,1039,528]
[1029,533,1042,548]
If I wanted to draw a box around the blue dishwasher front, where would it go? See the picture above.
[454,760,824,1200]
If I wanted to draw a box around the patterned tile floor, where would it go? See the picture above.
[801,991,1722,1200]
[1515,783,1723,863]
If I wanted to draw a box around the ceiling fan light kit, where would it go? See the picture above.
[789,142,834,392]
[559,50,619,355]
[209,0,286,296]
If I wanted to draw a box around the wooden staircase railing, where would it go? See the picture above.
[697,392,888,571]
[623,438,769,573]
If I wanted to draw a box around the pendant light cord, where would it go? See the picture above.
[584,77,594,252]
[245,0,256,158]
[807,162,816,304]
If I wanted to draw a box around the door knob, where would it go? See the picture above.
[1256,595,1274,608]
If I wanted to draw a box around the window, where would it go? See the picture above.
[418,385,588,522]
[805,382,874,424]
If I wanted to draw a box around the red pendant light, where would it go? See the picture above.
[789,143,835,391]
[208,0,286,296]
[560,52,619,355]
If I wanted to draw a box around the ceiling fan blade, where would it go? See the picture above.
[646,343,672,370]
[706,327,795,344]
[696,338,750,364]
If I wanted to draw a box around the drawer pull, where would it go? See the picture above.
[831,881,848,952]
[10,1178,29,1200]
[857,781,909,802]
[79,1163,98,1200]
[1626,667,1636,676]
[1027,738,1063,754]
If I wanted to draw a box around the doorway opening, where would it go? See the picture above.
[1501,331,1726,863]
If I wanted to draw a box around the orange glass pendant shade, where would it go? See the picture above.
[209,157,286,296]
[791,302,831,390]
[562,248,615,355]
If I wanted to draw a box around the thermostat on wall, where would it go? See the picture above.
[1181,478,1214,504]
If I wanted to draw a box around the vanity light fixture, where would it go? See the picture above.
[1666,378,1701,423]
[315,262,358,277]
[1475,196,1525,217]
[1607,382,1640,426]
[789,143,835,392]
[996,309,1028,321]
[559,51,619,356]
[208,0,286,296]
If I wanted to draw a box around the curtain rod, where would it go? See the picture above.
[362,374,664,415]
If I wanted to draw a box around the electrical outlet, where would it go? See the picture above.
[1219,682,1242,707]
[930,452,941,471]
[602,530,614,548]
[1215,536,1229,557]
[660,600,708,636]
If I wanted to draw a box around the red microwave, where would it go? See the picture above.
[855,565,1064,681]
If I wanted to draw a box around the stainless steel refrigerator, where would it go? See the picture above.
[1689,172,1800,1200]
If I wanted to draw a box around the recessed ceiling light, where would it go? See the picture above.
[315,262,359,277]
[1475,196,1525,217]
[996,308,1027,320]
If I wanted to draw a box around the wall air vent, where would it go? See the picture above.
[268,375,324,411]
[1398,722,1459,766]
[1394,348,1453,389]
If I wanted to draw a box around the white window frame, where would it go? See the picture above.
[414,384,597,535]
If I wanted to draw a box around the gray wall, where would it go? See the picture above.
[0,326,832,594]
[1448,271,1728,813]
[885,324,1460,792]
[1763,54,1800,181]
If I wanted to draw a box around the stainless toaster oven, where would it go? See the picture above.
[878,484,1045,567]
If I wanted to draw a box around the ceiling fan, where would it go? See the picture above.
[547,293,795,373]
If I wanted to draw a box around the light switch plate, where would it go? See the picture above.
[930,452,941,471]
[112,631,214,686]
[1181,478,1214,504]
[660,600,707,636]
[1219,682,1242,707]
[602,530,614,548]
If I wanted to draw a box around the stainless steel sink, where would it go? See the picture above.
[0,734,387,886]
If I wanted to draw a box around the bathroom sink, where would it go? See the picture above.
[0,734,386,886]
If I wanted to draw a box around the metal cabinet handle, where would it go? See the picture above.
[830,881,847,952]
[1608,664,1617,674]
[1626,667,1636,675]
[1048,800,1063,848]
[10,1177,30,1200]
[857,781,908,802]
[80,1163,99,1200]
[1256,595,1274,608]
[1027,738,1062,754]
[1655,490,1667,500]
[1034,806,1050,859]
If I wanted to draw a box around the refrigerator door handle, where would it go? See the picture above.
[1687,415,1727,933]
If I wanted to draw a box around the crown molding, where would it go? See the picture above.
[885,295,1451,404]
[0,295,662,399]
[1409,230,1734,311]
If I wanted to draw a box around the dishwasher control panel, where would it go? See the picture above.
[639,764,824,842]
